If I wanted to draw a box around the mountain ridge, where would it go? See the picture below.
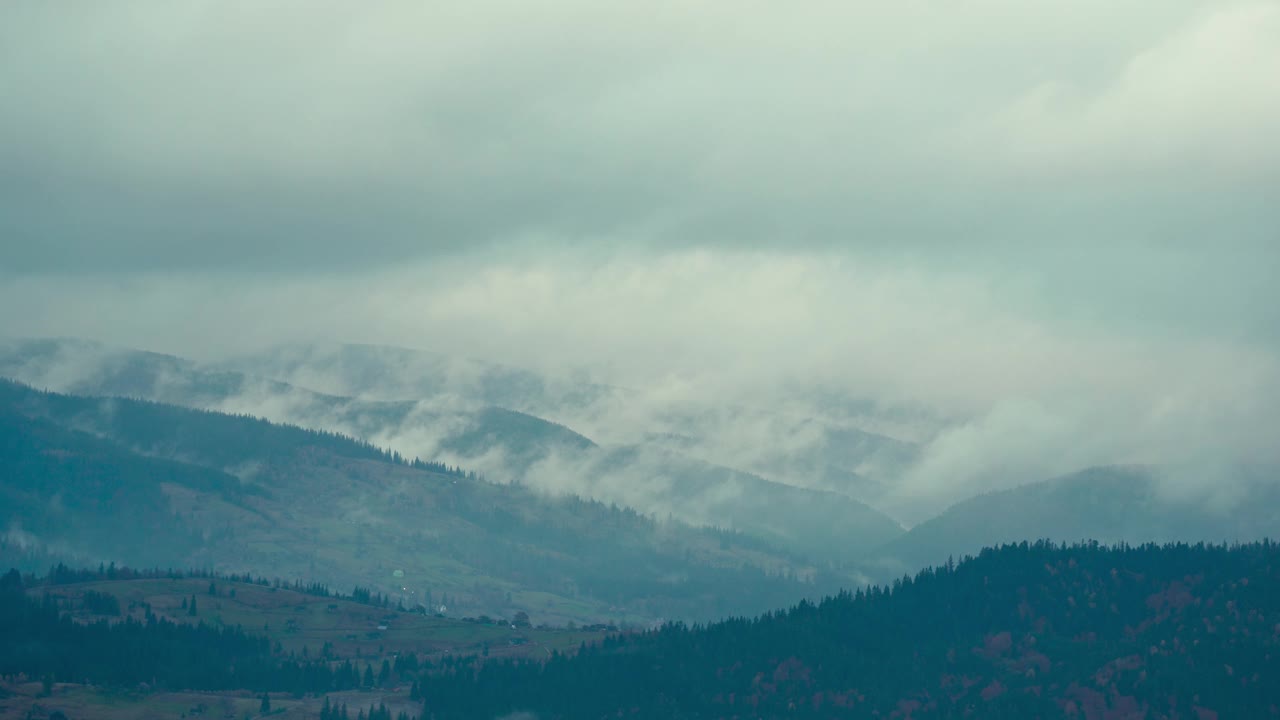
[0,378,847,625]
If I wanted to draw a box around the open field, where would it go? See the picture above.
[0,682,421,720]
[31,577,603,660]
[6,577,608,719]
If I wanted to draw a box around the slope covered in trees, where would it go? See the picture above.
[0,338,909,562]
[0,380,834,624]
[5,545,1278,719]
[0,405,254,567]
[0,377,425,472]
[418,541,1280,719]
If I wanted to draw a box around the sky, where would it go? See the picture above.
[1,1,1278,515]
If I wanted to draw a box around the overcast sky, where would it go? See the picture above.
[1,1,1278,501]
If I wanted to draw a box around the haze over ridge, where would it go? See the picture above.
[1,1,1277,523]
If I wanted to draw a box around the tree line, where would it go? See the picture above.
[415,540,1280,719]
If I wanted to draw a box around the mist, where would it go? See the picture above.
[1,247,1275,528]
[2,1,1278,526]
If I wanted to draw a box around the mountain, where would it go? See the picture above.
[0,338,907,560]
[576,445,904,563]
[0,338,594,454]
[418,540,1280,719]
[871,465,1280,574]
[228,342,927,502]
[0,336,296,407]
[0,379,849,625]
[222,341,619,414]
[0,405,254,568]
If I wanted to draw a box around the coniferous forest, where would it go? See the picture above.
[415,541,1280,719]
[4,541,1280,718]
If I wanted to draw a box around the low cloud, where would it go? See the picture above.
[2,247,1276,526]
[0,1,1276,527]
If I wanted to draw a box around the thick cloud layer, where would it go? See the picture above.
[2,252,1276,522]
[2,1,1277,269]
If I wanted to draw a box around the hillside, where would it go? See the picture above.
[225,342,924,508]
[0,568,593,720]
[22,571,595,663]
[872,466,1280,574]
[0,338,596,466]
[584,445,904,563]
[418,541,1280,719]
[0,380,838,625]
[0,408,253,568]
[0,338,906,560]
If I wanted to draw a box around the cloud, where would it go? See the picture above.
[5,250,1275,415]
[3,248,1276,527]
[0,2,1276,524]
[979,2,1280,181]
[1,1,1276,271]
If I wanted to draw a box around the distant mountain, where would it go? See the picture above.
[418,540,1280,719]
[0,338,907,560]
[643,417,919,504]
[223,341,618,414]
[871,465,1280,574]
[0,379,844,625]
[0,337,613,493]
[216,341,916,551]
[577,445,904,564]
[0,337,294,407]
[224,342,923,503]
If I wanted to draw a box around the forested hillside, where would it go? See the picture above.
[418,541,1280,719]
[0,380,835,625]
[0,407,250,567]
[0,339,908,562]
[6,543,1277,719]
